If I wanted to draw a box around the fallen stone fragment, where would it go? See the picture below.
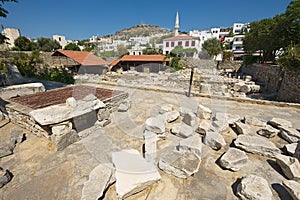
[0,141,15,158]
[118,100,130,112]
[97,108,110,121]
[165,110,180,123]
[295,142,300,161]
[275,154,300,181]
[257,125,280,138]
[10,129,25,145]
[236,175,273,200]
[177,135,202,159]
[197,104,212,120]
[159,104,173,114]
[158,150,201,179]
[234,122,254,135]
[145,116,166,135]
[144,130,157,163]
[170,122,194,138]
[203,131,226,150]
[182,111,197,126]
[234,135,281,157]
[195,120,214,135]
[112,149,161,199]
[284,143,298,156]
[179,106,193,117]
[227,114,242,125]
[244,116,266,127]
[212,112,228,122]
[0,167,13,188]
[268,117,293,129]
[212,120,228,132]
[66,97,77,108]
[199,83,211,94]
[282,180,300,200]
[81,163,115,200]
[279,126,300,143]
[51,127,79,151]
[219,148,248,171]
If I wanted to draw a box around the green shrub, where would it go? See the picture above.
[243,55,260,65]
[277,44,300,71]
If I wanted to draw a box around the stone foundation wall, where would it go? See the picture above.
[240,64,300,103]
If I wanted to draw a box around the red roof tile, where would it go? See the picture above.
[52,50,108,66]
[110,59,121,67]
[163,35,199,41]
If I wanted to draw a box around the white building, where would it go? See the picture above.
[53,35,68,49]
[2,28,20,48]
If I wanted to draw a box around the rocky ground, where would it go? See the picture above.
[1,81,300,199]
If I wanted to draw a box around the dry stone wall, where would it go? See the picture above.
[240,64,300,103]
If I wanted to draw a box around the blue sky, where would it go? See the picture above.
[1,0,291,40]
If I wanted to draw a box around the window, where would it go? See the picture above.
[185,41,189,47]
[178,41,182,46]
[191,41,195,46]
[171,42,175,47]
[58,37,61,42]
[166,42,169,47]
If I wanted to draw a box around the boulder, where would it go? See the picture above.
[236,175,273,200]
[275,154,300,181]
[170,122,194,138]
[158,150,201,179]
[182,111,197,126]
[284,143,298,156]
[234,135,281,157]
[219,148,248,171]
[244,116,266,127]
[279,126,300,143]
[0,167,13,188]
[81,163,115,200]
[257,125,280,138]
[282,180,300,200]
[143,130,157,163]
[268,117,293,129]
[197,104,212,120]
[234,122,254,135]
[165,110,180,123]
[195,120,214,135]
[145,116,166,135]
[112,149,161,199]
[177,135,202,159]
[203,131,226,150]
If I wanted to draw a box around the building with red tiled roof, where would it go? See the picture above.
[110,54,169,73]
[52,50,109,75]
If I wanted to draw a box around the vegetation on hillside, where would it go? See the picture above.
[64,43,80,51]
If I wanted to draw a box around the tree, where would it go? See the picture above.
[171,46,197,57]
[64,43,80,51]
[0,0,18,44]
[202,38,222,57]
[14,36,33,51]
[35,37,61,52]
[143,48,158,55]
[117,44,128,58]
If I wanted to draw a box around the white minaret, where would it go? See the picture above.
[174,11,179,36]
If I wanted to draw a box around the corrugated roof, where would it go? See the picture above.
[52,50,108,66]
[163,35,199,41]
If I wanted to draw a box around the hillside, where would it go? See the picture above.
[106,24,173,40]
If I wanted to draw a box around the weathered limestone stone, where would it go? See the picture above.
[257,125,280,138]
[182,111,197,126]
[66,97,77,108]
[118,100,130,112]
[170,122,194,138]
[144,130,157,163]
[212,120,228,132]
[197,104,212,120]
[81,163,115,200]
[203,131,226,150]
[212,112,228,122]
[227,114,242,125]
[234,135,281,157]
[95,119,111,128]
[177,135,202,159]
[279,126,300,143]
[282,180,300,200]
[112,149,161,199]
[0,82,45,99]
[179,106,193,117]
[97,108,110,121]
[199,83,211,94]
[295,142,300,161]
[234,122,254,135]
[10,129,25,145]
[0,141,14,158]
[233,82,245,92]
[236,175,273,200]
[145,116,166,135]
[158,150,201,179]
[275,154,300,181]
[245,75,252,82]
[30,94,105,125]
[165,110,180,123]
[0,167,13,188]
[284,143,298,156]
[240,84,260,94]
[195,120,214,135]
[219,148,248,171]
[244,116,266,127]
[268,117,293,129]
[159,104,173,114]
[51,126,79,151]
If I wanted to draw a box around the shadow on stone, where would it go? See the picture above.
[229,138,236,148]
[231,177,241,197]
[266,159,288,179]
[271,183,293,200]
